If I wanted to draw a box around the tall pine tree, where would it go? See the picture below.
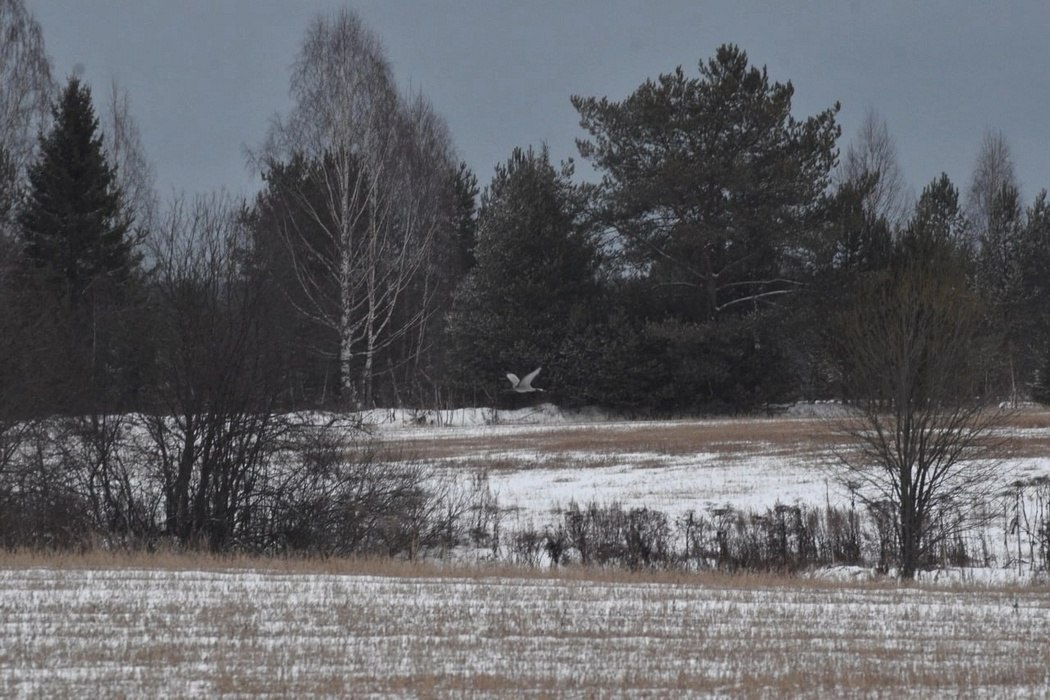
[20,77,135,303]
[571,45,840,410]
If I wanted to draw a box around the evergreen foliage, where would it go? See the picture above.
[897,174,971,274]
[571,44,840,409]
[15,77,142,413]
[573,44,840,323]
[1019,192,1050,401]
[245,154,343,404]
[449,161,479,274]
[19,77,135,302]
[446,146,601,404]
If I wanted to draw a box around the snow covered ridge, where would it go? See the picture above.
[3,566,1049,697]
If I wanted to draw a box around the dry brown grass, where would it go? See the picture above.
[385,416,847,467]
[0,547,1035,594]
[383,408,1050,468]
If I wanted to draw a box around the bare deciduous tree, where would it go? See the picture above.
[838,109,910,227]
[835,263,1007,579]
[258,8,455,408]
[102,79,158,237]
[967,129,1017,239]
[145,194,291,551]
[0,2,53,531]
[0,0,53,187]
[0,0,53,280]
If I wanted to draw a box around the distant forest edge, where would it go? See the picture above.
[3,2,1050,421]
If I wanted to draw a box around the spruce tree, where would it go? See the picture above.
[1020,192,1050,400]
[17,77,140,413]
[897,174,971,273]
[445,146,600,402]
[19,77,134,303]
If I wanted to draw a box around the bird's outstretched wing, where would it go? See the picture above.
[506,373,521,388]
[520,367,542,389]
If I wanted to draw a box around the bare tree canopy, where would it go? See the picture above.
[256,8,456,408]
[0,0,54,182]
[967,129,1018,238]
[835,259,1006,579]
[0,0,54,250]
[838,109,910,227]
[102,79,158,237]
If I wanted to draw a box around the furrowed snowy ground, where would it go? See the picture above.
[3,564,1050,697]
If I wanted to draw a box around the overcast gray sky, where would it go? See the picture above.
[29,1,1050,207]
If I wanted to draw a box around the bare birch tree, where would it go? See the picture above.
[838,109,910,227]
[0,0,53,252]
[258,9,454,408]
[0,0,53,184]
[967,129,1017,240]
[0,2,52,518]
[102,79,158,238]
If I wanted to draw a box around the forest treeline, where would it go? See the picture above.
[3,7,1050,422]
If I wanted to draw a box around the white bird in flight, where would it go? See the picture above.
[506,367,544,393]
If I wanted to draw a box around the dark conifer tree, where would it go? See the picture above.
[449,161,479,274]
[17,77,141,413]
[445,146,601,404]
[1018,192,1050,400]
[20,77,135,303]
[572,45,840,410]
[896,174,972,276]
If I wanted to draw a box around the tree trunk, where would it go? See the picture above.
[898,503,921,580]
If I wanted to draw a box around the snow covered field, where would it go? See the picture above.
[2,563,1050,697]
[372,404,1050,529]
[4,406,1050,696]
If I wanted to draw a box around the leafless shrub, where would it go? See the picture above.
[543,524,568,567]
[0,422,92,550]
[563,501,672,570]
[143,194,295,552]
[466,468,502,552]
[998,477,1050,574]
[265,419,465,558]
[510,524,544,566]
[59,414,157,545]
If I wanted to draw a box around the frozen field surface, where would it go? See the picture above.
[2,565,1050,697]
[371,406,1050,523]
